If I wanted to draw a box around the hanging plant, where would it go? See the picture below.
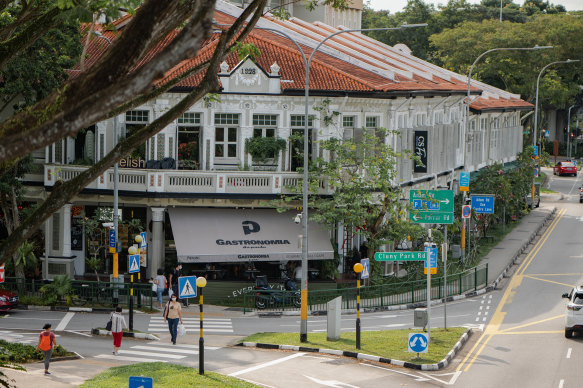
[245,136,286,163]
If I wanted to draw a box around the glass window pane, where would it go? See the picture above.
[215,129,224,142]
[228,128,237,142]
[228,144,237,157]
[215,144,224,157]
[254,128,262,137]
[266,128,275,137]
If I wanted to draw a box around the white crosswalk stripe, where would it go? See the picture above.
[148,317,234,333]
[0,330,59,344]
[93,341,219,364]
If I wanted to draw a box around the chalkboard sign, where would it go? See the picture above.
[71,217,83,251]
[414,130,428,173]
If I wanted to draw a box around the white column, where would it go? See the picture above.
[62,204,72,257]
[149,207,166,278]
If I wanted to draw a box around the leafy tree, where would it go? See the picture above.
[78,212,108,282]
[0,0,351,263]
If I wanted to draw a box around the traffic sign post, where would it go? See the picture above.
[408,333,428,356]
[471,194,495,214]
[108,229,116,254]
[178,276,198,299]
[128,255,140,274]
[360,258,370,280]
[129,376,153,388]
[459,172,470,192]
[374,251,426,261]
[409,189,454,224]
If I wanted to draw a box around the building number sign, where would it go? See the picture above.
[414,130,428,173]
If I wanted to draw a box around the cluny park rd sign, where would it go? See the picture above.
[409,189,454,224]
[374,251,427,261]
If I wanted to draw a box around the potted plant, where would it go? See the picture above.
[245,136,286,164]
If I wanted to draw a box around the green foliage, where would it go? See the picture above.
[245,136,287,163]
[231,42,261,61]
[0,339,69,363]
[313,98,340,127]
[39,275,73,305]
[14,241,37,273]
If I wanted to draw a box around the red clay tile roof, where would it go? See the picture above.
[70,3,530,112]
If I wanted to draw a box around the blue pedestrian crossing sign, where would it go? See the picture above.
[178,276,197,299]
[128,254,140,273]
[129,376,153,388]
[360,258,370,280]
[408,333,428,353]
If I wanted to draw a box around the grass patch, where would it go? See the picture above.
[0,340,73,363]
[541,187,557,194]
[80,362,259,388]
[241,328,467,364]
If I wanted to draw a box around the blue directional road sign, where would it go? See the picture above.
[471,194,495,214]
[532,145,539,157]
[360,258,370,280]
[424,246,437,274]
[108,229,116,248]
[408,333,428,353]
[129,376,153,388]
[460,172,470,191]
[128,254,140,273]
[178,276,197,299]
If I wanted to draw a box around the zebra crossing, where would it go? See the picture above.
[148,316,234,333]
[94,341,219,364]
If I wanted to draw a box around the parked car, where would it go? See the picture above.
[0,288,18,311]
[554,161,577,176]
[562,287,583,338]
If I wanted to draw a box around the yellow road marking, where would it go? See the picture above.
[499,314,563,333]
[495,331,563,335]
[456,209,565,372]
[523,275,575,288]
[525,273,583,276]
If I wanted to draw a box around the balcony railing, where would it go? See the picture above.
[43,164,330,195]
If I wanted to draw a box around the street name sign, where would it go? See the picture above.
[374,251,426,261]
[408,333,428,353]
[471,194,495,214]
[178,276,197,299]
[409,189,454,224]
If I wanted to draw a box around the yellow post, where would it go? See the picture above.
[113,253,118,279]
[461,225,466,252]
[353,263,363,350]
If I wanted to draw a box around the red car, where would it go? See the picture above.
[554,161,577,176]
[0,288,18,311]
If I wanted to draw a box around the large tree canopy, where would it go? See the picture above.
[0,0,351,262]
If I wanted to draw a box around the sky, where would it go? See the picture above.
[367,0,583,13]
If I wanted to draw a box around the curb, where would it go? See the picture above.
[91,328,159,340]
[237,328,472,371]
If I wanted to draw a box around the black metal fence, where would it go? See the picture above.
[243,264,488,313]
[2,277,153,310]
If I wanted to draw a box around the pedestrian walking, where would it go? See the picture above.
[155,268,167,309]
[110,306,128,355]
[163,294,183,345]
[36,323,56,376]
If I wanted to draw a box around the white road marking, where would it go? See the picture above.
[381,323,407,328]
[118,350,184,359]
[475,317,480,322]
[566,348,572,359]
[362,363,430,382]
[558,379,564,388]
[482,317,487,322]
[304,375,360,387]
[418,370,463,385]
[229,353,305,377]
[131,345,199,354]
[65,330,92,337]
[55,312,75,331]
[95,354,167,363]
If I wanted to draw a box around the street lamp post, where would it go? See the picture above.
[215,22,426,343]
[464,45,553,259]
[568,105,576,158]
[533,60,580,151]
[196,276,207,375]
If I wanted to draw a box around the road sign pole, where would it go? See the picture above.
[353,263,363,350]
[443,225,448,330]
[199,285,204,375]
[426,232,432,342]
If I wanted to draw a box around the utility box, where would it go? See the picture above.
[414,308,428,327]
[451,244,461,259]
[327,296,342,341]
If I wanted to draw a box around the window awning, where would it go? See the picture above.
[168,208,334,263]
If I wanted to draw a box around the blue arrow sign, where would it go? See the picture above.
[424,247,437,269]
[471,195,495,214]
[128,255,140,273]
[109,229,116,248]
[408,333,428,353]
[360,258,370,280]
[178,276,197,299]
[129,376,153,388]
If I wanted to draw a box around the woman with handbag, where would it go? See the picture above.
[163,294,183,345]
[110,306,128,355]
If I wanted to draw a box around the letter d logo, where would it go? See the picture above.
[242,220,260,235]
